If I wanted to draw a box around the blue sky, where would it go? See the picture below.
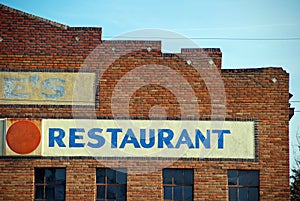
[1,0,300,169]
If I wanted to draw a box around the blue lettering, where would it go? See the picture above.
[140,129,155,148]
[195,129,211,148]
[48,127,231,150]
[119,129,141,148]
[49,128,66,147]
[87,128,105,148]
[107,128,122,148]
[4,77,29,98]
[212,130,231,149]
[29,74,40,88]
[158,129,174,148]
[175,129,194,148]
[40,78,66,99]
[69,128,85,148]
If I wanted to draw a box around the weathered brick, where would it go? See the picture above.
[0,4,291,201]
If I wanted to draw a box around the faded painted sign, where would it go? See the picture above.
[0,72,95,105]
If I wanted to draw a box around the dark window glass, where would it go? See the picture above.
[35,186,44,199]
[174,170,183,184]
[107,186,116,199]
[238,188,248,200]
[184,186,193,200]
[45,169,55,184]
[55,169,66,185]
[229,188,237,201]
[239,171,248,186]
[96,168,127,201]
[117,171,127,184]
[248,171,259,186]
[249,188,259,201]
[97,186,105,199]
[34,168,66,201]
[184,169,193,185]
[174,186,183,200]
[163,170,172,184]
[35,169,44,184]
[164,186,172,200]
[45,186,54,199]
[96,169,106,184]
[228,170,259,201]
[117,186,126,199]
[55,186,65,200]
[228,170,238,185]
[163,169,193,201]
[107,169,116,184]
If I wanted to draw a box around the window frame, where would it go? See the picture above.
[162,168,194,201]
[96,168,127,201]
[34,167,66,201]
[228,170,259,201]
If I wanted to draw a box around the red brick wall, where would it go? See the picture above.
[0,4,290,200]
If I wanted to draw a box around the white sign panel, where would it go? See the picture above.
[43,119,255,159]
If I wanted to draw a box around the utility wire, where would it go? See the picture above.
[103,36,300,41]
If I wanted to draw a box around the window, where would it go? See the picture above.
[96,168,127,201]
[163,169,193,201]
[228,170,259,201]
[34,168,66,201]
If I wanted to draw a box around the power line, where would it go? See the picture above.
[103,36,300,41]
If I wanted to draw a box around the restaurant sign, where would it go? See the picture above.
[2,119,256,159]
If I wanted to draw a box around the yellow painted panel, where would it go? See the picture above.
[42,119,255,159]
[0,72,95,105]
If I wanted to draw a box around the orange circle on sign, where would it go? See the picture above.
[6,120,41,154]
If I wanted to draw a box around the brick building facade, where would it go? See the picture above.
[0,4,293,200]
